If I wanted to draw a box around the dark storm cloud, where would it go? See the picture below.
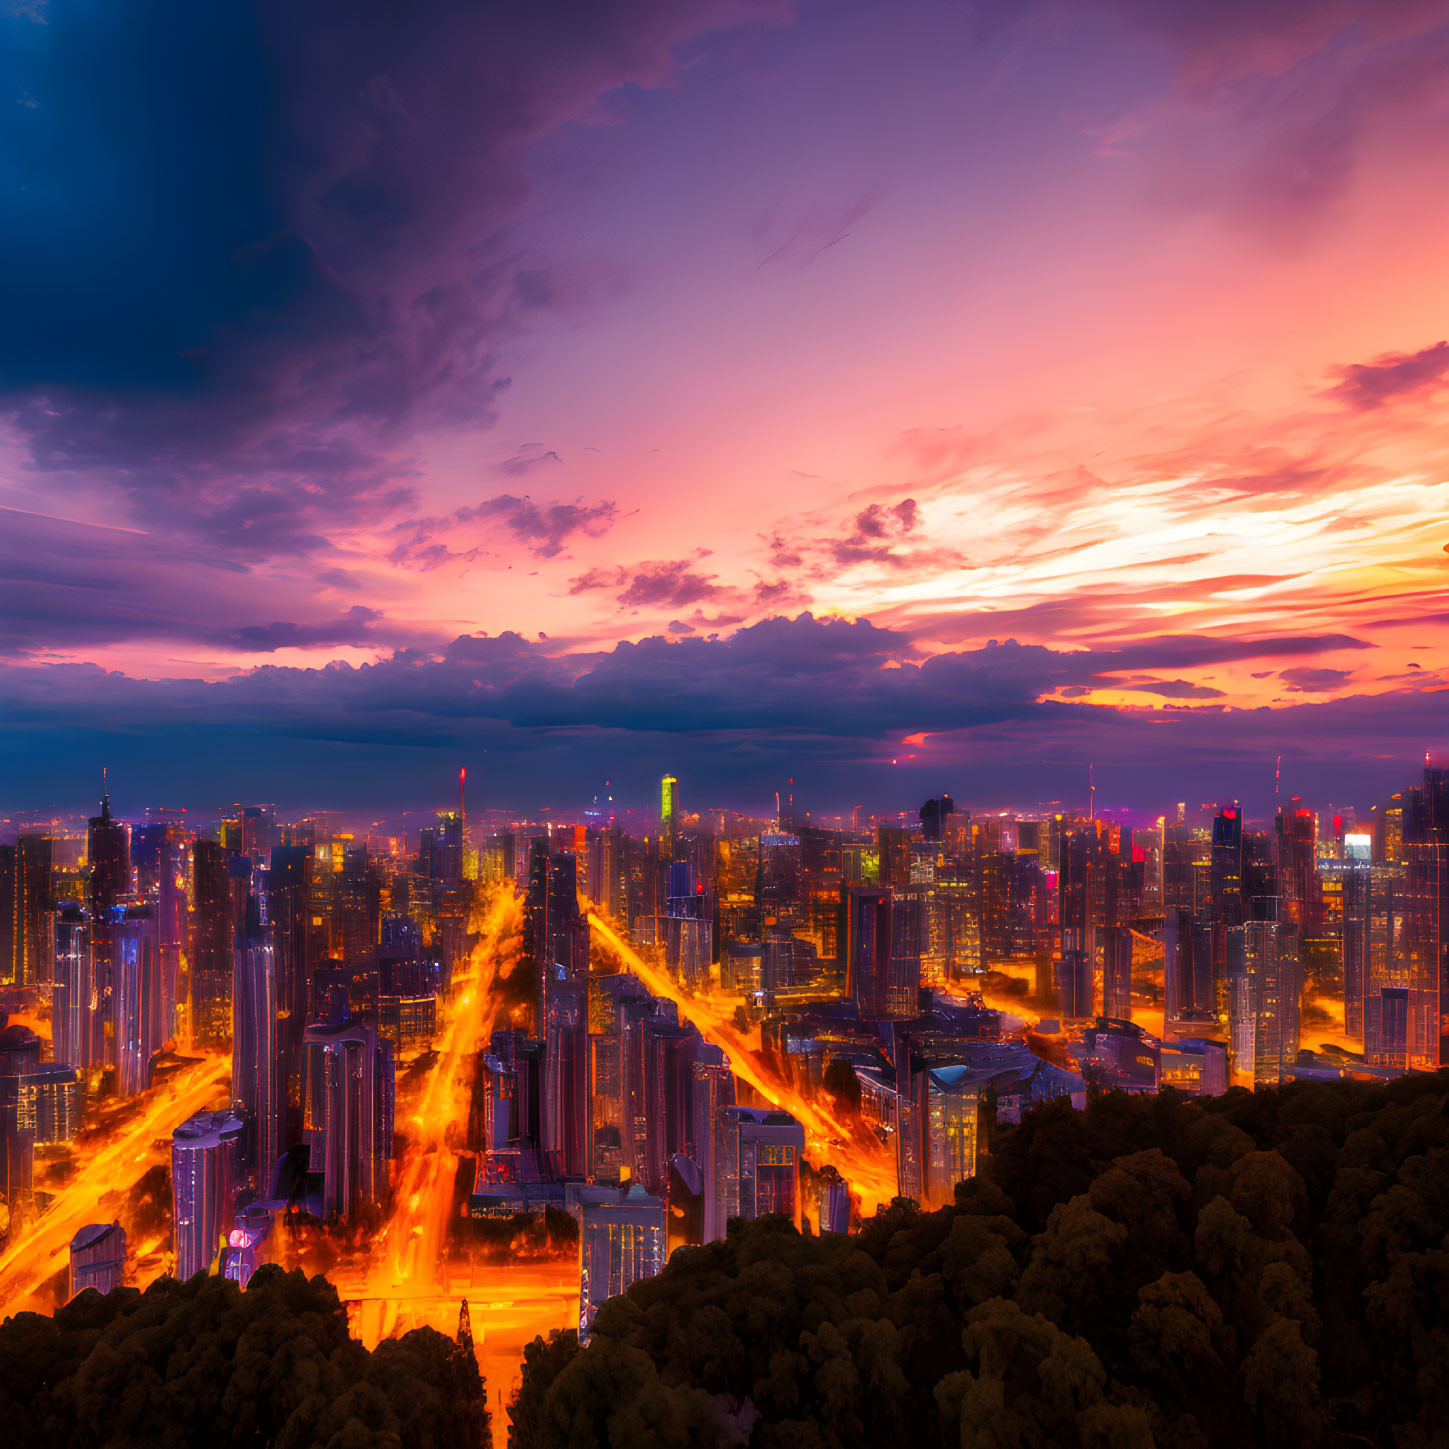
[1323,340,1449,411]
[0,0,783,556]
[0,612,1432,815]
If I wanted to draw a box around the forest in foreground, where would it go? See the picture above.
[4,1072,1449,1448]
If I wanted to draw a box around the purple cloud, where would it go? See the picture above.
[1324,340,1449,410]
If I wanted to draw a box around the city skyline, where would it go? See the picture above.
[3,2,1449,811]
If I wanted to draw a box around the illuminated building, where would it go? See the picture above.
[132,818,186,1040]
[1085,1017,1160,1092]
[171,1108,244,1280]
[86,789,128,1054]
[1399,766,1448,1068]
[664,861,711,993]
[69,1222,126,1298]
[715,1105,804,1229]
[758,832,803,939]
[1227,915,1301,1086]
[845,885,920,1020]
[2,833,55,989]
[301,1017,395,1218]
[578,1181,667,1340]
[660,774,679,858]
[1101,924,1133,1023]
[267,845,315,1143]
[541,966,589,1179]
[20,1062,84,1143]
[52,904,97,1070]
[691,1044,735,1241]
[1164,907,1213,1030]
[1158,1037,1229,1096]
[0,1022,41,1207]
[190,839,233,1046]
[898,1060,983,1207]
[1055,825,1098,1019]
[113,903,163,1096]
[1275,800,1323,939]
[232,909,283,1188]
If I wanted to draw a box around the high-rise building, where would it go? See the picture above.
[845,886,892,1020]
[578,1182,667,1340]
[1227,915,1301,1086]
[267,846,315,1143]
[171,1108,243,1280]
[232,911,282,1188]
[21,1063,84,1144]
[301,1017,394,1218]
[1101,923,1133,1023]
[69,1222,126,1298]
[4,833,55,988]
[1164,907,1214,1029]
[1400,766,1448,1068]
[715,1106,804,1229]
[691,1044,735,1242]
[0,1023,42,1208]
[52,904,97,1071]
[113,903,163,1096]
[897,1060,983,1207]
[660,775,679,859]
[541,967,589,1180]
[190,839,234,1046]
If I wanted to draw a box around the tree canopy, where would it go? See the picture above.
[511,1072,1449,1449]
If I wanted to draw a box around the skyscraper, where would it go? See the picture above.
[0,1023,42,1210]
[1400,766,1448,1069]
[171,1108,243,1280]
[541,966,589,1180]
[113,904,163,1096]
[52,904,96,1071]
[301,1017,394,1218]
[578,1182,667,1340]
[1227,915,1301,1086]
[190,839,234,1046]
[232,908,282,1188]
[715,1106,804,1229]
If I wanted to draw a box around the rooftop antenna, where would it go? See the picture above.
[1089,763,1095,823]
[1275,754,1282,804]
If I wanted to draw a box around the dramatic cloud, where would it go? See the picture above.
[393,492,619,567]
[206,607,385,654]
[1280,665,1356,693]
[0,613,1434,815]
[1324,341,1449,410]
[0,0,783,556]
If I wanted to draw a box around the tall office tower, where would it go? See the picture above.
[1227,914,1301,1086]
[53,904,96,1070]
[691,1044,735,1242]
[23,1063,84,1144]
[1208,805,1246,1012]
[434,812,464,888]
[190,840,233,1046]
[715,1106,805,1229]
[578,1182,667,1340]
[888,888,925,1017]
[301,1017,394,1217]
[1,833,55,991]
[660,775,679,859]
[69,1221,126,1298]
[758,832,803,939]
[334,842,381,965]
[1163,907,1214,1029]
[1056,826,1098,1020]
[1400,766,1449,1068]
[267,846,314,1144]
[542,967,590,1179]
[642,1016,697,1195]
[114,904,163,1096]
[1338,841,1374,1042]
[525,841,589,1001]
[877,824,911,890]
[87,789,129,910]
[238,806,278,864]
[1275,801,1323,938]
[171,1108,243,1280]
[232,909,282,1188]
[897,1061,983,1208]
[919,795,955,843]
[132,820,185,1039]
[845,886,893,1021]
[715,833,761,946]
[1101,923,1134,1022]
[0,1023,42,1208]
[664,861,712,992]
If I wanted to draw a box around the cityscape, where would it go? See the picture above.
[1,759,1446,1418]
[6,0,1449,1444]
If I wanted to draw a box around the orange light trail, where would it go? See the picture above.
[0,1049,230,1317]
[350,887,522,1347]
[585,911,899,1213]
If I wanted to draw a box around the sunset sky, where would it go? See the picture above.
[2,0,1447,817]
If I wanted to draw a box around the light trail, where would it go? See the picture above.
[351,888,522,1348]
[586,912,900,1212]
[0,1050,230,1317]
